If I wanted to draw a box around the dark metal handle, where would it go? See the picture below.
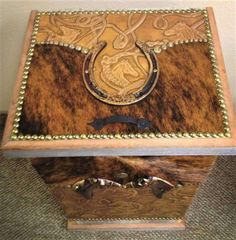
[88,115,151,131]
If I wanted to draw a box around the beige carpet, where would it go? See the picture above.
[0,116,236,239]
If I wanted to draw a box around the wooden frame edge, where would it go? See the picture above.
[206,7,236,138]
[1,11,37,147]
[67,218,185,231]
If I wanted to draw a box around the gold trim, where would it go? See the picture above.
[36,40,89,54]
[203,9,231,138]
[71,217,183,222]
[10,8,231,141]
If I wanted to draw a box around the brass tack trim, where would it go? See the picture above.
[37,8,206,16]
[36,41,89,54]
[203,10,231,137]
[10,8,231,141]
[71,216,183,223]
[153,38,207,54]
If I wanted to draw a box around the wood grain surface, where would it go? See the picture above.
[53,184,197,219]
[67,218,185,231]
[31,156,215,219]
[19,42,224,135]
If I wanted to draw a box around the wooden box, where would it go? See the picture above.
[1,7,236,231]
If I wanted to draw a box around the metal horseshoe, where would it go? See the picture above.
[82,40,160,106]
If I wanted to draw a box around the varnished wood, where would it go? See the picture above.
[1,11,37,147]
[207,7,236,141]
[67,218,185,231]
[52,183,197,219]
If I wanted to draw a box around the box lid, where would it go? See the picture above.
[2,7,236,157]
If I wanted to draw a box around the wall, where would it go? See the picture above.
[0,0,235,112]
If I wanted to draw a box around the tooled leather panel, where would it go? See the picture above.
[37,13,206,101]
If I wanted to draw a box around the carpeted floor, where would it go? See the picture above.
[0,116,236,240]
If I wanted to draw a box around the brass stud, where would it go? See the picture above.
[154,47,161,53]
[122,134,129,139]
[69,44,75,49]
[105,134,111,139]
[127,133,134,138]
[169,133,177,138]
[135,133,142,138]
[76,46,82,51]
[17,100,24,105]
[163,133,171,138]
[219,103,226,108]
[148,133,155,138]
[32,135,38,140]
[86,134,92,139]
[22,74,28,79]
[167,42,174,47]
[80,134,86,139]
[190,133,198,138]
[73,135,80,139]
[60,135,66,140]
[224,132,231,137]
[142,133,149,138]
[14,117,20,122]
[12,129,18,134]
[19,89,26,96]
[223,121,229,126]
[217,133,224,138]
[161,44,167,50]
[205,133,211,137]
[11,135,17,140]
[115,134,122,139]
[20,85,26,90]
[13,123,19,128]
[95,135,101,139]
[155,133,162,138]
[102,134,109,139]
[28,52,34,57]
[53,135,59,140]
[211,133,218,138]
[82,48,88,54]
[18,135,24,140]
[25,134,32,140]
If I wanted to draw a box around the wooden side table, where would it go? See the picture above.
[2,7,236,231]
